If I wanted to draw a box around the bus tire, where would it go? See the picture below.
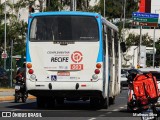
[100,98,109,109]
[47,97,55,109]
[109,97,115,105]
[37,97,45,108]
[90,97,100,109]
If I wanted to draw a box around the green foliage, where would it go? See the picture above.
[0,0,32,69]
[90,0,138,42]
[126,33,160,67]
[91,0,138,19]
[45,0,61,11]
[125,33,153,50]
[45,0,91,12]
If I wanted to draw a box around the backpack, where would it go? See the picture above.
[132,73,159,106]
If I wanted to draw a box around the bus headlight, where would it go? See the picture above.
[92,74,98,80]
[30,74,36,80]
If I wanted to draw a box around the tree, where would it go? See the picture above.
[45,0,91,12]
[0,0,34,67]
[45,0,61,11]
[125,33,160,67]
[125,33,153,50]
[90,0,138,20]
[90,0,139,42]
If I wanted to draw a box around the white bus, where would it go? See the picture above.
[26,11,122,109]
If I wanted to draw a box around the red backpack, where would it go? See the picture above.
[133,73,159,105]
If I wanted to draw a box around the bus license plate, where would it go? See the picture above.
[70,64,83,70]
[15,85,20,90]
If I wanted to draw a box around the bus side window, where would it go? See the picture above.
[107,28,112,57]
[103,25,106,55]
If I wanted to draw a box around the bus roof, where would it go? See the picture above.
[30,11,101,17]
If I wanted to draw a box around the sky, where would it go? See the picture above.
[151,0,160,14]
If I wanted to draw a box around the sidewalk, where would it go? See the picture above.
[0,88,36,101]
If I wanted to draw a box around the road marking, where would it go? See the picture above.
[11,109,21,111]
[112,109,119,111]
[88,118,96,120]
[118,97,126,98]
[119,106,124,109]
[98,114,106,117]
[106,112,112,114]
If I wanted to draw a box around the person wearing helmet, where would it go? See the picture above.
[16,62,26,79]
[127,69,143,83]
[15,62,28,102]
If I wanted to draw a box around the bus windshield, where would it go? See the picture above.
[30,15,99,42]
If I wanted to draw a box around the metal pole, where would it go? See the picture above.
[10,39,13,87]
[153,10,158,68]
[72,0,74,11]
[139,25,142,66]
[4,0,7,70]
[122,0,126,40]
[133,46,138,67]
[153,27,155,68]
[104,0,105,17]
[74,0,76,11]
[122,0,126,33]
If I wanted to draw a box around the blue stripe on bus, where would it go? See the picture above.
[26,38,31,62]
[26,18,31,62]
[96,16,103,62]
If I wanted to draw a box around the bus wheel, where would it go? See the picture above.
[90,97,100,109]
[100,98,109,109]
[37,97,45,108]
[47,97,55,109]
[109,97,115,105]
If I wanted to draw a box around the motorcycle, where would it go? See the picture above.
[15,74,28,103]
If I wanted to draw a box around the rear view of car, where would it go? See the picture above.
[121,68,128,87]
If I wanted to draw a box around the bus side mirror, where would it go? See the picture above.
[120,42,126,52]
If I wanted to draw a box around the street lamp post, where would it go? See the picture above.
[4,0,7,70]
[122,0,126,38]
[72,0,76,11]
[133,46,138,67]
[104,0,105,17]
[153,9,160,67]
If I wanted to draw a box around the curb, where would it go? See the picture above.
[0,95,36,102]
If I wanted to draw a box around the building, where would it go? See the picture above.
[122,46,156,68]
[139,0,151,13]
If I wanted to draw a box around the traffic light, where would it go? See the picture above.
[120,42,126,52]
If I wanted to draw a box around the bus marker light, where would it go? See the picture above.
[30,74,36,80]
[92,74,98,79]
[27,63,32,68]
[28,69,34,74]
[94,69,100,74]
[95,16,99,18]
[81,84,86,87]
[96,63,101,69]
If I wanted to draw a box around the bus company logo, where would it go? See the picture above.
[2,112,11,117]
[71,51,83,63]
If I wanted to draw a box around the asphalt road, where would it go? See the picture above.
[0,88,144,120]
